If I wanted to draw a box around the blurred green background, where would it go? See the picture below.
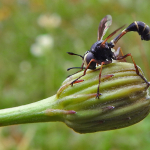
[0,0,150,149]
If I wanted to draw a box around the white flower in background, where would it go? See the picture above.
[36,34,54,49]
[37,13,61,28]
[30,34,54,57]
[30,43,43,57]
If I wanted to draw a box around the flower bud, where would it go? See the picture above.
[56,62,150,133]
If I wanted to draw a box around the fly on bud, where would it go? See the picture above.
[67,15,150,99]
[57,62,150,133]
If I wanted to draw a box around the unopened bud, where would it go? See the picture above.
[56,62,150,133]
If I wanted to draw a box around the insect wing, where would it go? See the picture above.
[98,15,112,41]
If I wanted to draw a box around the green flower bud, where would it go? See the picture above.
[56,62,150,133]
[0,62,149,134]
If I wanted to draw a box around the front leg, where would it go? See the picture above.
[70,59,97,86]
[71,60,113,99]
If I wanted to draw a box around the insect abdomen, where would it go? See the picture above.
[126,21,150,41]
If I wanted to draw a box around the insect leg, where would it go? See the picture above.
[70,59,98,86]
[114,47,126,62]
[96,62,114,99]
[116,53,150,87]
[96,62,104,99]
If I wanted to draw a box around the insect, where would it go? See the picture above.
[67,15,150,98]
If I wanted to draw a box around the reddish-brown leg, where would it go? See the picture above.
[119,47,127,62]
[70,59,98,86]
[116,53,150,87]
[95,62,114,98]
[71,59,113,99]
[96,62,104,99]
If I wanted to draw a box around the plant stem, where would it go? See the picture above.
[0,95,64,126]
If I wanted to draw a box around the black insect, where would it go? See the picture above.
[67,15,150,98]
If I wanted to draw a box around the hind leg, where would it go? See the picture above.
[116,53,150,87]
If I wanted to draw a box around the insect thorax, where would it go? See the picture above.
[90,41,114,64]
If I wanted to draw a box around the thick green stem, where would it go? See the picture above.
[0,95,64,126]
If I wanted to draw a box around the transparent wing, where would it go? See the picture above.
[97,15,112,41]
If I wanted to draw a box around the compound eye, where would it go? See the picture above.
[84,52,96,69]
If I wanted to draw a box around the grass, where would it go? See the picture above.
[0,0,150,149]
